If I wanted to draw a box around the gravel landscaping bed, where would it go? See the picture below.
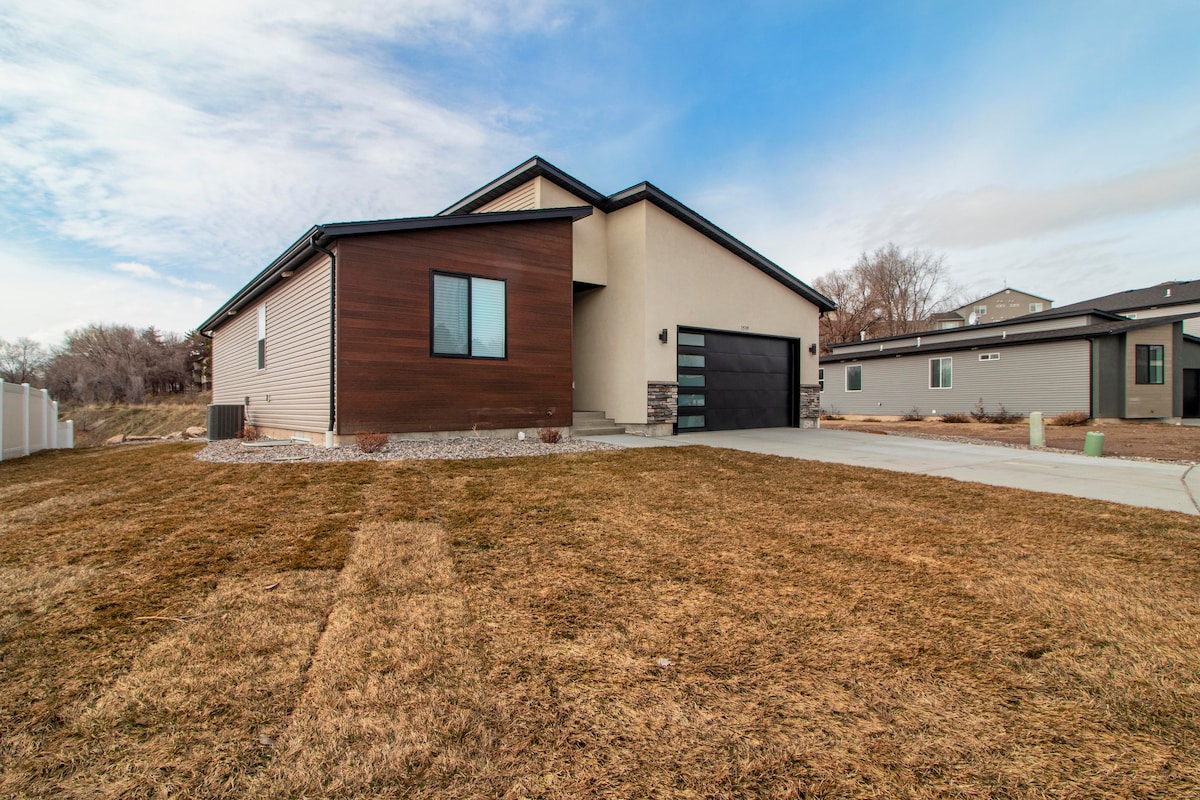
[196,436,625,463]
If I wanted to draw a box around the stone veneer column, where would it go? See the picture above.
[799,384,821,429]
[647,381,678,425]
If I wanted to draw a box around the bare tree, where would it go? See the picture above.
[814,243,962,346]
[0,337,49,385]
[44,324,199,404]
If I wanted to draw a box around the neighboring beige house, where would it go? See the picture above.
[200,157,835,442]
[1040,280,1200,337]
[931,288,1052,329]
[821,307,1200,421]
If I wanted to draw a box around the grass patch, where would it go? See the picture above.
[2,444,1199,796]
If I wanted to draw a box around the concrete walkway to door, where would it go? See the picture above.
[585,428,1200,516]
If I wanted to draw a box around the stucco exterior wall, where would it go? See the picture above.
[572,204,648,422]
[211,253,332,434]
[821,339,1092,417]
[642,203,820,388]
[1124,322,1174,418]
[536,178,609,286]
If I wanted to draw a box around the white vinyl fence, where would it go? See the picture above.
[0,380,74,461]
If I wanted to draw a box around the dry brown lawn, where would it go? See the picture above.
[822,418,1200,462]
[2,442,1199,798]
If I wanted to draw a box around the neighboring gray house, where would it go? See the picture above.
[931,287,1052,329]
[820,308,1200,421]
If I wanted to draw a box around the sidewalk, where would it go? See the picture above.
[584,428,1200,515]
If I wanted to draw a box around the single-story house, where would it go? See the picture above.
[199,157,835,443]
[820,307,1200,421]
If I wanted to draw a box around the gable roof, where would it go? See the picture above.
[1044,280,1200,316]
[199,207,591,335]
[440,156,837,313]
[956,287,1053,310]
[821,311,1200,364]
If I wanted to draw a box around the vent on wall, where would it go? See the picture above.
[207,404,245,440]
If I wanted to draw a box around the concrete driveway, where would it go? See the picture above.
[589,428,1200,516]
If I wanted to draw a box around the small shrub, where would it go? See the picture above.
[900,407,923,422]
[1051,410,1090,426]
[820,407,844,420]
[538,427,562,444]
[989,406,1022,424]
[861,417,880,423]
[941,412,971,423]
[239,424,262,441]
[970,399,990,423]
[355,431,389,453]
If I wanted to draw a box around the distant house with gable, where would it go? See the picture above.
[931,288,1052,330]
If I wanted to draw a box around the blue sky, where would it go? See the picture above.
[2,0,1198,343]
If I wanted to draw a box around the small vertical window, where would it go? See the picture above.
[1135,344,1164,384]
[256,305,266,370]
[845,364,862,392]
[930,357,952,388]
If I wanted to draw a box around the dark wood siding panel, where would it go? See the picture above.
[336,220,574,433]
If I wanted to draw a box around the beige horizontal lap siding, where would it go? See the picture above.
[474,181,537,212]
[821,340,1092,417]
[211,256,332,434]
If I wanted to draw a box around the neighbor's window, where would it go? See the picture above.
[930,357,952,388]
[432,272,507,359]
[256,305,266,370]
[846,364,862,392]
[1029,302,1043,313]
[1135,344,1164,385]
[974,305,987,316]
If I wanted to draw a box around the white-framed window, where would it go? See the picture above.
[974,305,987,316]
[845,364,862,392]
[1029,302,1043,313]
[818,367,824,392]
[256,305,266,370]
[978,353,1000,361]
[929,357,952,388]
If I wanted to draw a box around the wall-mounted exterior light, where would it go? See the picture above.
[659,328,669,343]
[809,343,817,355]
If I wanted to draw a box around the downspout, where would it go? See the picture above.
[311,234,337,444]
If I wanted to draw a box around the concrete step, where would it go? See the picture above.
[572,426,627,436]
[572,410,625,436]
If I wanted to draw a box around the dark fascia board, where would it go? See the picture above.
[199,206,591,334]
[440,156,837,313]
[821,311,1200,364]
[827,307,1130,350]
[439,156,608,215]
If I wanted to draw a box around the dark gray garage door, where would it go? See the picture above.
[676,328,796,432]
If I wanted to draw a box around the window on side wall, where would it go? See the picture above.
[974,305,987,316]
[1135,344,1164,384]
[845,364,862,392]
[1029,302,1043,313]
[818,367,825,392]
[929,357,952,388]
[431,272,507,359]
[256,305,266,370]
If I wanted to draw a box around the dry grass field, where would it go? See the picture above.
[2,442,1199,798]
[821,418,1200,463]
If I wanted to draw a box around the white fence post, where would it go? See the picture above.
[51,400,58,449]
[42,389,50,452]
[22,383,30,457]
[0,378,5,462]
[64,420,74,449]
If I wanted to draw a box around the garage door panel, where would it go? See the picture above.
[677,328,794,432]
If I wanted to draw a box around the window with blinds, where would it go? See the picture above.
[431,272,506,359]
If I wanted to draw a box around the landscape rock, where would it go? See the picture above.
[166,431,184,440]
[125,435,164,442]
[184,426,207,439]
[104,434,126,446]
